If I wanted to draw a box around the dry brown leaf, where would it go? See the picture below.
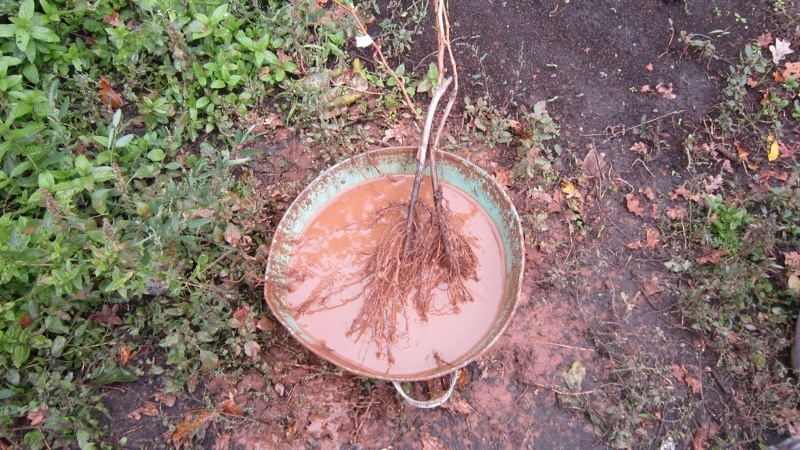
[667,208,686,220]
[441,390,472,415]
[223,223,242,247]
[256,317,276,332]
[670,185,699,202]
[172,410,213,449]
[785,62,800,80]
[625,193,645,217]
[646,228,660,250]
[685,375,702,395]
[243,340,260,359]
[231,304,251,330]
[641,84,652,93]
[102,11,120,27]
[582,147,607,178]
[746,77,759,88]
[721,159,734,173]
[642,274,665,296]
[190,208,216,219]
[757,31,774,48]
[91,304,123,327]
[703,174,724,194]
[27,406,48,427]
[732,140,750,162]
[779,142,799,159]
[126,404,159,420]
[221,398,244,416]
[697,248,730,265]
[630,142,648,155]
[670,362,686,381]
[18,313,33,328]
[693,424,709,450]
[98,77,123,110]
[494,168,512,188]
[119,346,132,366]
[785,252,800,268]
[656,82,677,99]
[645,62,654,71]
[154,391,177,407]
[626,241,643,250]
[640,187,655,201]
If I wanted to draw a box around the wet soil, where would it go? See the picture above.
[103,1,800,449]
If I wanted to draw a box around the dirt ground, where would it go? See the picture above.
[103,1,800,448]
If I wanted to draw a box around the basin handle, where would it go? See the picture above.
[392,371,458,408]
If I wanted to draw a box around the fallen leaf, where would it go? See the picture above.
[18,313,33,328]
[697,247,730,265]
[693,424,709,450]
[642,273,665,296]
[671,185,699,202]
[746,77,759,88]
[98,77,123,110]
[582,147,607,178]
[494,168,512,188]
[562,360,586,392]
[666,207,687,220]
[224,223,242,247]
[645,62,654,71]
[757,31,774,47]
[768,134,780,162]
[640,187,655,201]
[102,11,120,27]
[561,181,579,198]
[221,398,243,416]
[626,241,643,250]
[243,340,260,359]
[27,406,48,427]
[441,390,472,415]
[779,142,799,159]
[670,362,686,381]
[656,82,677,99]
[735,140,750,163]
[640,84,652,93]
[275,383,285,397]
[119,346,132,366]
[172,410,213,449]
[703,174,723,193]
[789,272,800,295]
[646,228,660,250]
[630,142,648,155]
[190,208,216,219]
[685,375,702,395]
[91,304,123,327]
[784,61,800,79]
[721,159,733,174]
[770,38,794,65]
[785,252,800,268]
[625,193,645,217]
[154,391,177,407]
[125,403,159,420]
[256,317,276,332]
[231,304,251,330]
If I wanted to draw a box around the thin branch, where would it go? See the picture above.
[330,0,421,120]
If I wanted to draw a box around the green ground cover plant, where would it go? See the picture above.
[0,0,395,446]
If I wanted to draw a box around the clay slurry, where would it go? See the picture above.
[286,174,506,377]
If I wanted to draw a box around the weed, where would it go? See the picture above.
[675,182,800,445]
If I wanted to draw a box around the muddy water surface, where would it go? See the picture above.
[286,174,506,378]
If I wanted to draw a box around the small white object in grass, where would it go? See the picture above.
[356,34,374,48]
